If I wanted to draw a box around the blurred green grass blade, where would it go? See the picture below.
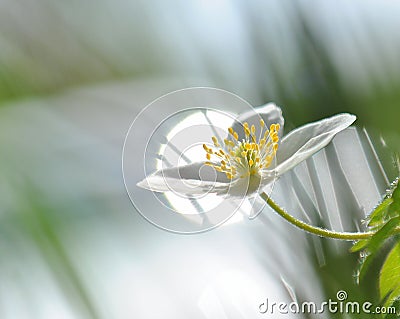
[19,188,101,319]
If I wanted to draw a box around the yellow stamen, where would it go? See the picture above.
[212,136,220,147]
[203,144,212,154]
[203,120,281,180]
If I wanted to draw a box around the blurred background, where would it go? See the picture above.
[0,0,399,318]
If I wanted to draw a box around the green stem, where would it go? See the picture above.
[260,192,374,241]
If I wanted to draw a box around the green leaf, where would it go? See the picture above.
[384,298,400,319]
[369,217,400,254]
[380,241,400,308]
[350,178,400,290]
[357,217,400,281]
[358,252,377,284]
[350,239,369,252]
[389,183,400,218]
[369,198,394,227]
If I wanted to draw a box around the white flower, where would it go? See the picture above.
[137,103,356,198]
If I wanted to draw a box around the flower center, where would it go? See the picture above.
[203,119,280,180]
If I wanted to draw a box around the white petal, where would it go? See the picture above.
[224,171,277,198]
[275,113,356,176]
[137,175,230,196]
[231,103,284,140]
[136,162,230,195]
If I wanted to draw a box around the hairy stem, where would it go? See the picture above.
[260,192,374,240]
